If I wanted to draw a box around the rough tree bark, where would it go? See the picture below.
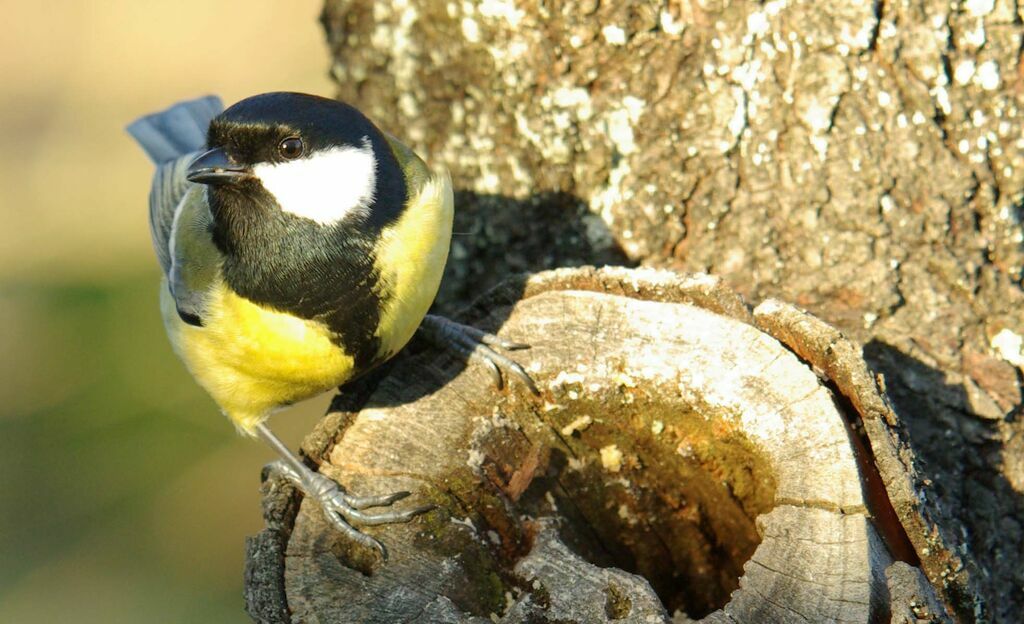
[245,268,970,622]
[306,1,1023,621]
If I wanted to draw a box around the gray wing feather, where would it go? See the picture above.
[168,188,217,326]
[147,155,197,275]
[126,95,224,276]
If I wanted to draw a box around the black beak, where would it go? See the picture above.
[186,148,250,185]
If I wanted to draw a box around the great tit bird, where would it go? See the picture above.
[127,92,535,558]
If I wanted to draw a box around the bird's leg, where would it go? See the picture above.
[256,423,431,560]
[418,314,539,395]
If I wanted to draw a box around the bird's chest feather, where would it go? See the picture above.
[372,171,454,359]
[161,280,355,428]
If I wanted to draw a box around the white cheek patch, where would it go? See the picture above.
[253,142,377,225]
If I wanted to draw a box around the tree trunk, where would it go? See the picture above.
[245,267,970,623]
[309,1,1023,620]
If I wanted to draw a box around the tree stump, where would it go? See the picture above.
[245,267,973,623]
[319,3,1024,618]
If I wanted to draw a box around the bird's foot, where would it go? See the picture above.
[268,459,433,560]
[418,314,539,395]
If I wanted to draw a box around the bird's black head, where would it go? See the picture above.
[186,93,409,370]
[189,92,406,234]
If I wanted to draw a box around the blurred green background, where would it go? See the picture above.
[0,2,337,621]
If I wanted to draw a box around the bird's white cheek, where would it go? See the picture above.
[253,144,377,225]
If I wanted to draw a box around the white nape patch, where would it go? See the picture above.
[253,141,377,225]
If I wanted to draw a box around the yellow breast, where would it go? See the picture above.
[162,282,355,433]
[373,170,455,359]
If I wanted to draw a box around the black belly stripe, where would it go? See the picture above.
[320,267,386,372]
[226,257,387,374]
[215,192,390,375]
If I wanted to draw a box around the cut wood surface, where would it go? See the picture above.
[245,267,967,623]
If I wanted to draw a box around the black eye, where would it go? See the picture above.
[278,136,303,160]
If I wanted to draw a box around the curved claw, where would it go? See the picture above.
[475,330,530,351]
[477,345,539,395]
[343,490,411,510]
[475,353,504,390]
[266,459,430,561]
[498,341,530,351]
[315,483,433,539]
[343,503,438,526]
[322,508,389,561]
[437,321,494,345]
[419,315,539,395]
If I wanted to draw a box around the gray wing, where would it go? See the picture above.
[126,95,223,276]
[166,187,219,326]
[147,154,198,275]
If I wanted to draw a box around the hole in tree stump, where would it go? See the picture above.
[481,388,778,619]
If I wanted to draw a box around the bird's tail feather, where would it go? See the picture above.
[126,95,224,164]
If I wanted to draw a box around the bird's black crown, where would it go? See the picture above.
[208,93,376,164]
